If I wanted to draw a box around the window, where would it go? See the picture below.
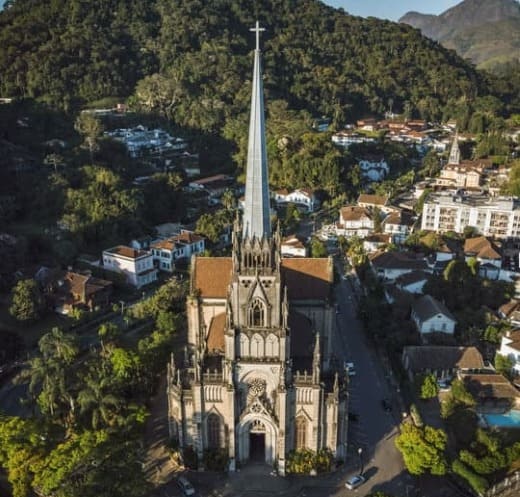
[248,298,265,327]
[207,414,221,448]
[295,416,307,449]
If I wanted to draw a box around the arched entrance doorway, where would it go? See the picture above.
[249,419,266,461]
[237,414,277,465]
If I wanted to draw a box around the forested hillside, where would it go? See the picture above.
[0,0,498,127]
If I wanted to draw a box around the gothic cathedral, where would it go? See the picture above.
[167,23,348,475]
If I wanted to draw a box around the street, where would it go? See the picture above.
[333,261,411,496]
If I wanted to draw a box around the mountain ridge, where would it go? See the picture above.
[399,0,520,69]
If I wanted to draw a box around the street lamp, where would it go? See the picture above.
[357,447,363,475]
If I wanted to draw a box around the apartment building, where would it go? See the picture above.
[421,193,520,238]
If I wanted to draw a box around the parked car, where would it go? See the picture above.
[345,474,366,490]
[176,476,196,496]
[381,398,392,411]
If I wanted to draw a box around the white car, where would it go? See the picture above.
[345,474,365,490]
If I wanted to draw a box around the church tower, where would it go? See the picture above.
[167,22,347,476]
[448,130,461,165]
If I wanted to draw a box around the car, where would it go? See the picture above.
[176,476,196,496]
[381,398,392,411]
[437,379,451,390]
[344,361,356,376]
[345,474,366,490]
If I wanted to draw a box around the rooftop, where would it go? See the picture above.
[104,245,149,260]
[403,346,484,372]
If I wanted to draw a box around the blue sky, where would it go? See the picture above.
[323,0,461,20]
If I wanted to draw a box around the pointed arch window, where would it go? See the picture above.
[207,413,221,448]
[295,416,307,449]
[248,298,265,327]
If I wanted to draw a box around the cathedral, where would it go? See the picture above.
[167,23,348,475]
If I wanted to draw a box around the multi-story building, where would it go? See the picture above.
[102,245,157,288]
[151,230,205,272]
[167,26,347,475]
[421,193,520,238]
[336,206,374,238]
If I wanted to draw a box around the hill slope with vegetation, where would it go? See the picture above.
[0,0,493,125]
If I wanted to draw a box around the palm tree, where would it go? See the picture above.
[77,371,123,430]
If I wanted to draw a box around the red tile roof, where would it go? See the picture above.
[206,312,226,353]
[192,257,233,298]
[281,257,332,300]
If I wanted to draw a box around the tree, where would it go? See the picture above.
[9,279,44,322]
[74,113,104,161]
[495,353,514,376]
[44,153,65,174]
[310,237,328,258]
[420,374,439,400]
[395,422,448,476]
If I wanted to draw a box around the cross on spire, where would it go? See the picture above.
[250,21,265,51]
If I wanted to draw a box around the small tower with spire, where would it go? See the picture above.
[448,130,460,165]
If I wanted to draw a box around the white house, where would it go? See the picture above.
[411,295,457,337]
[336,206,374,238]
[396,270,429,294]
[151,230,205,272]
[383,210,415,244]
[358,157,389,182]
[363,234,392,253]
[281,235,307,257]
[498,329,520,376]
[369,251,430,281]
[102,246,157,288]
[273,188,318,212]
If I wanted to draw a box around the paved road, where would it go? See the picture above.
[333,264,411,496]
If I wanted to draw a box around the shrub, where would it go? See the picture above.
[286,448,334,474]
[203,448,229,471]
[182,445,198,470]
[452,459,489,495]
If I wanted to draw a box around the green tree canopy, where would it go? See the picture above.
[9,279,44,322]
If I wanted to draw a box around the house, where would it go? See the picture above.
[273,188,318,212]
[188,174,233,197]
[464,236,502,268]
[52,271,113,314]
[436,163,482,189]
[462,373,520,412]
[356,118,378,131]
[498,329,520,376]
[281,235,307,257]
[363,234,392,253]
[358,157,389,182]
[382,209,415,244]
[357,194,391,213]
[411,295,457,336]
[395,270,430,294]
[151,230,205,272]
[129,236,153,251]
[498,300,520,327]
[402,346,484,382]
[369,250,429,281]
[331,131,376,148]
[102,246,157,288]
[336,206,374,238]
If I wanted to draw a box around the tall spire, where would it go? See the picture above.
[242,21,271,240]
[448,131,460,165]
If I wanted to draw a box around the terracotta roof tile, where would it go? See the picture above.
[463,373,520,401]
[403,346,484,372]
[464,236,501,260]
[104,245,148,259]
[357,194,388,206]
[192,257,232,298]
[282,257,332,300]
[340,206,372,222]
[206,312,226,353]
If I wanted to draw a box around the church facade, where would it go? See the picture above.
[166,23,348,475]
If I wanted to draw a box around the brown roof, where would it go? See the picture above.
[412,295,456,323]
[206,312,226,353]
[340,206,372,222]
[364,234,391,244]
[463,374,520,401]
[152,238,176,251]
[403,346,484,373]
[282,257,333,300]
[357,194,388,206]
[502,329,520,352]
[369,251,428,271]
[464,236,501,260]
[174,231,204,244]
[104,245,148,259]
[396,270,430,287]
[192,257,233,298]
[499,300,520,318]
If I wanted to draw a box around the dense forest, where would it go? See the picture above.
[1,0,519,127]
